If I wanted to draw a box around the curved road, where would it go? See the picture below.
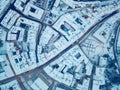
[0,3,119,90]
[113,23,120,71]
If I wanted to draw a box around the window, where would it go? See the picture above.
[15,59,19,63]
[12,52,16,55]
[30,7,36,13]
[75,18,82,25]
[75,53,81,59]
[19,58,22,62]
[9,87,13,90]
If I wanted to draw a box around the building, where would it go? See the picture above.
[31,78,49,90]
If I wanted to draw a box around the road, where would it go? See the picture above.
[113,23,120,71]
[88,65,96,90]
[16,77,26,90]
[0,9,118,84]
[0,2,119,90]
